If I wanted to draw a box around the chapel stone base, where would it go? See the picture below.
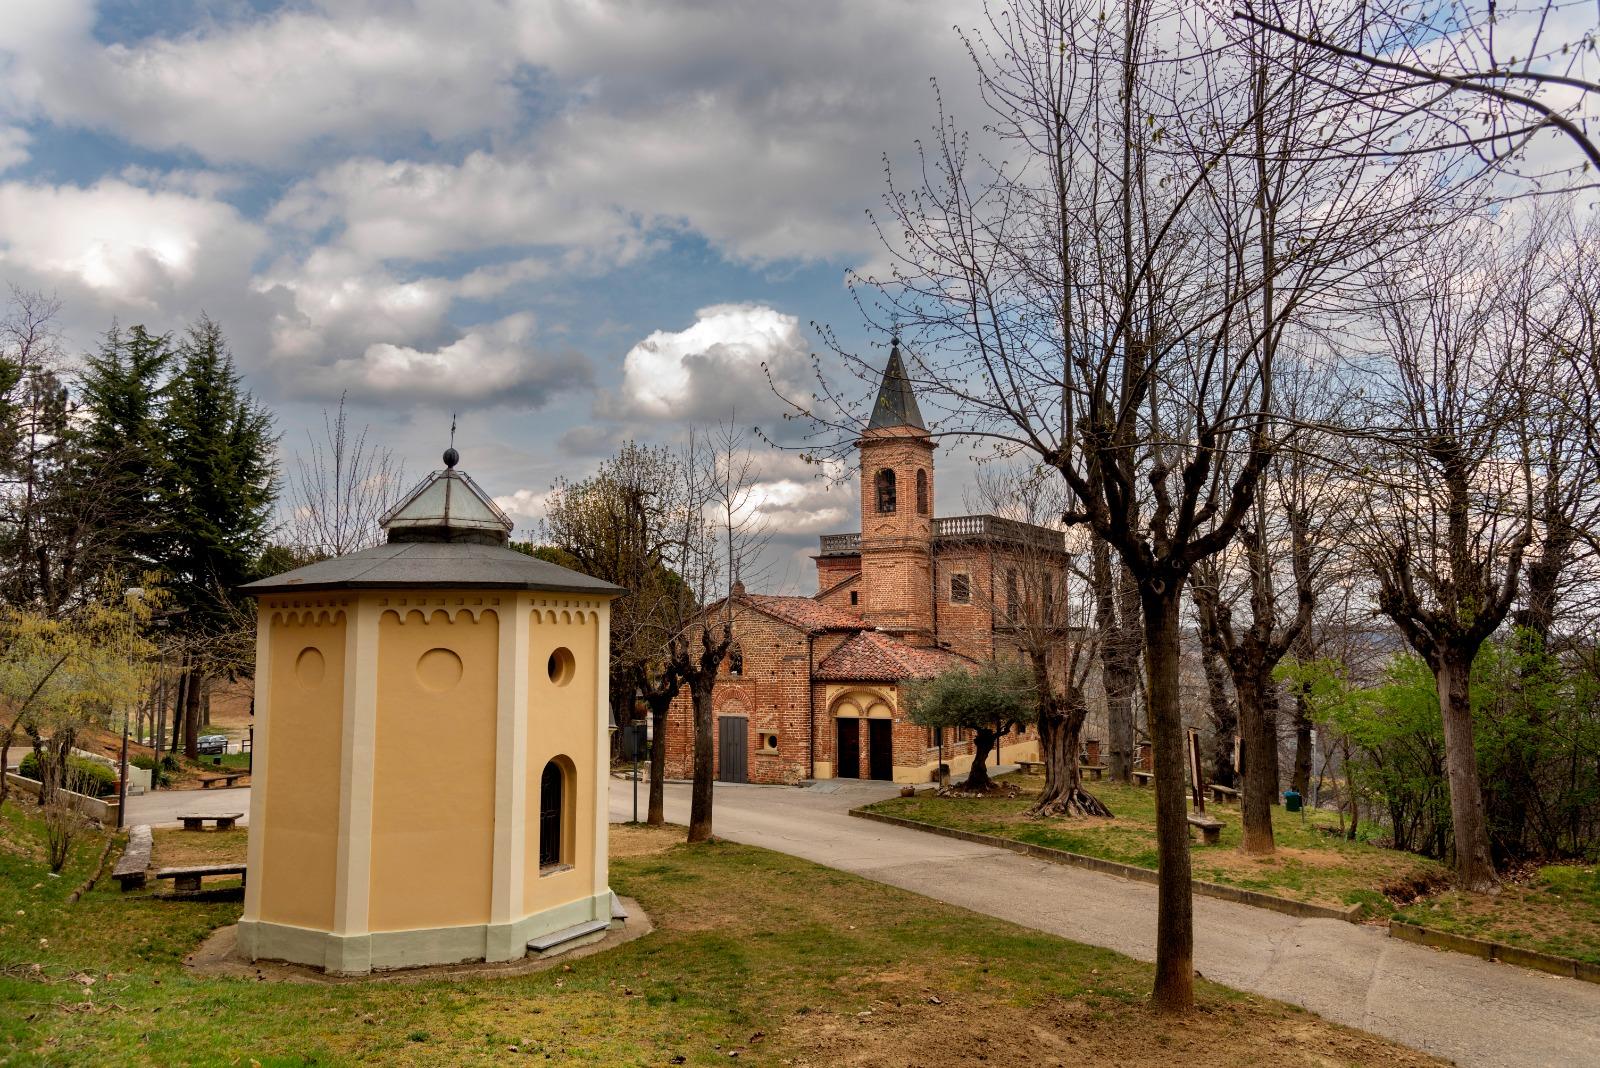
[236,890,614,976]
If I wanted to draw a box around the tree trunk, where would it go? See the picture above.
[687,681,715,843]
[647,695,671,826]
[1436,652,1498,891]
[1095,545,1141,783]
[1142,585,1194,1014]
[169,668,186,754]
[1029,701,1114,818]
[1235,669,1277,855]
[961,728,997,791]
[1192,582,1237,788]
[183,666,202,762]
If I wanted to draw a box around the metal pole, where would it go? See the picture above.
[117,718,129,830]
[632,737,640,823]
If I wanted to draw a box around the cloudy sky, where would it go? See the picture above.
[0,0,988,591]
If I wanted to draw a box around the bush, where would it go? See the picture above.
[130,753,167,787]
[17,752,119,798]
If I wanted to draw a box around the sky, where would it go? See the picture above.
[0,0,988,593]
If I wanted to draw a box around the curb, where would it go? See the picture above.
[849,807,1363,924]
[1387,921,1600,985]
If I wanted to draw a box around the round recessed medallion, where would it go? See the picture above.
[547,647,576,686]
[295,646,325,688]
[417,647,464,692]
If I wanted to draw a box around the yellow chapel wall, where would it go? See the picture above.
[368,601,501,932]
[522,600,603,916]
[257,604,346,931]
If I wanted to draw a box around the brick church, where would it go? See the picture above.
[661,340,1071,785]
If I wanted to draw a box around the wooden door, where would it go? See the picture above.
[835,718,860,779]
[717,716,748,783]
[867,718,894,781]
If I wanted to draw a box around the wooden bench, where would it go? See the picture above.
[113,824,153,892]
[1209,783,1239,804]
[154,864,246,894]
[1187,813,1225,845]
[180,812,243,832]
[1080,764,1107,782]
[1016,760,1045,776]
[1132,770,1154,786]
[199,772,246,789]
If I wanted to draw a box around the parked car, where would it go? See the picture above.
[197,734,229,755]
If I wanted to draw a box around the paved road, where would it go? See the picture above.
[126,786,250,827]
[611,778,1600,1068]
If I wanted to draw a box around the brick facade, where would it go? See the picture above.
[659,344,1071,786]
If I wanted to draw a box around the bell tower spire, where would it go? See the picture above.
[857,336,936,638]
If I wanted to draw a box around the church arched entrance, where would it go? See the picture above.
[830,689,895,781]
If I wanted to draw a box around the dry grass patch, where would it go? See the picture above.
[610,821,682,858]
[151,826,247,868]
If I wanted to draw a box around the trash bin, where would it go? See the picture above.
[1283,789,1302,813]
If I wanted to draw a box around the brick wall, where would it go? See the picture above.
[859,427,936,635]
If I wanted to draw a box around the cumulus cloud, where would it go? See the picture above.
[302,313,592,407]
[606,303,812,424]
[0,126,29,172]
[0,176,266,310]
[493,487,554,530]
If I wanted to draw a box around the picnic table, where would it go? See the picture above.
[199,772,246,789]
[180,812,243,832]
[155,864,246,894]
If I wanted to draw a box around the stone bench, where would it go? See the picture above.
[154,864,247,894]
[113,824,153,891]
[1080,764,1106,782]
[1132,770,1154,786]
[1187,813,1225,846]
[1209,784,1239,804]
[1016,760,1045,775]
[180,812,242,832]
[199,772,246,789]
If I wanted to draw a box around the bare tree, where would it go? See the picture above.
[671,417,770,844]
[1237,1,1600,182]
[1354,228,1541,890]
[288,393,404,558]
[805,0,1435,1011]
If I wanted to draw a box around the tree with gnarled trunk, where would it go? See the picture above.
[907,661,1038,794]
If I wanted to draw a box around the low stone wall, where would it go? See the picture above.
[850,806,1364,924]
[4,772,120,825]
[1387,921,1600,984]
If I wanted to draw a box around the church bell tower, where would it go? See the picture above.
[857,337,935,638]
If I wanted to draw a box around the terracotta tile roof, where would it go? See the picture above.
[740,594,861,633]
[814,631,977,682]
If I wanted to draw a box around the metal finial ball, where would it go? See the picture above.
[443,447,460,469]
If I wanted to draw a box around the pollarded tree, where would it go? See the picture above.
[818,0,1440,1012]
[907,661,1038,793]
[1354,229,1540,890]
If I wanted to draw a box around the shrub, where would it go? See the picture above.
[17,753,119,798]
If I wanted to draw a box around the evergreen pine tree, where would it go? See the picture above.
[162,316,278,758]
[78,323,174,572]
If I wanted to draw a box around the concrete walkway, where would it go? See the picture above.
[611,778,1600,1068]
[126,786,250,828]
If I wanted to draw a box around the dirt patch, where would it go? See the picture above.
[785,991,1439,1067]
[152,827,247,868]
[1382,869,1453,905]
[610,822,681,858]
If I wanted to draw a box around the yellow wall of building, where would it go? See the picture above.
[258,605,346,930]
[523,601,601,916]
[368,603,500,932]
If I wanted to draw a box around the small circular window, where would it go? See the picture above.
[547,647,576,686]
[417,647,464,692]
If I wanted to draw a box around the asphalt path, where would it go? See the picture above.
[125,785,250,828]
[611,777,1600,1068]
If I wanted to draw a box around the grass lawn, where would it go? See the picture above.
[864,776,1448,915]
[0,806,1439,1066]
[1393,863,1600,965]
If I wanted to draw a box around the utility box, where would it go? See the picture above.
[236,450,622,975]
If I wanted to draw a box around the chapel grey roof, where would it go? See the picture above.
[239,540,623,596]
[242,449,622,597]
[866,338,927,431]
